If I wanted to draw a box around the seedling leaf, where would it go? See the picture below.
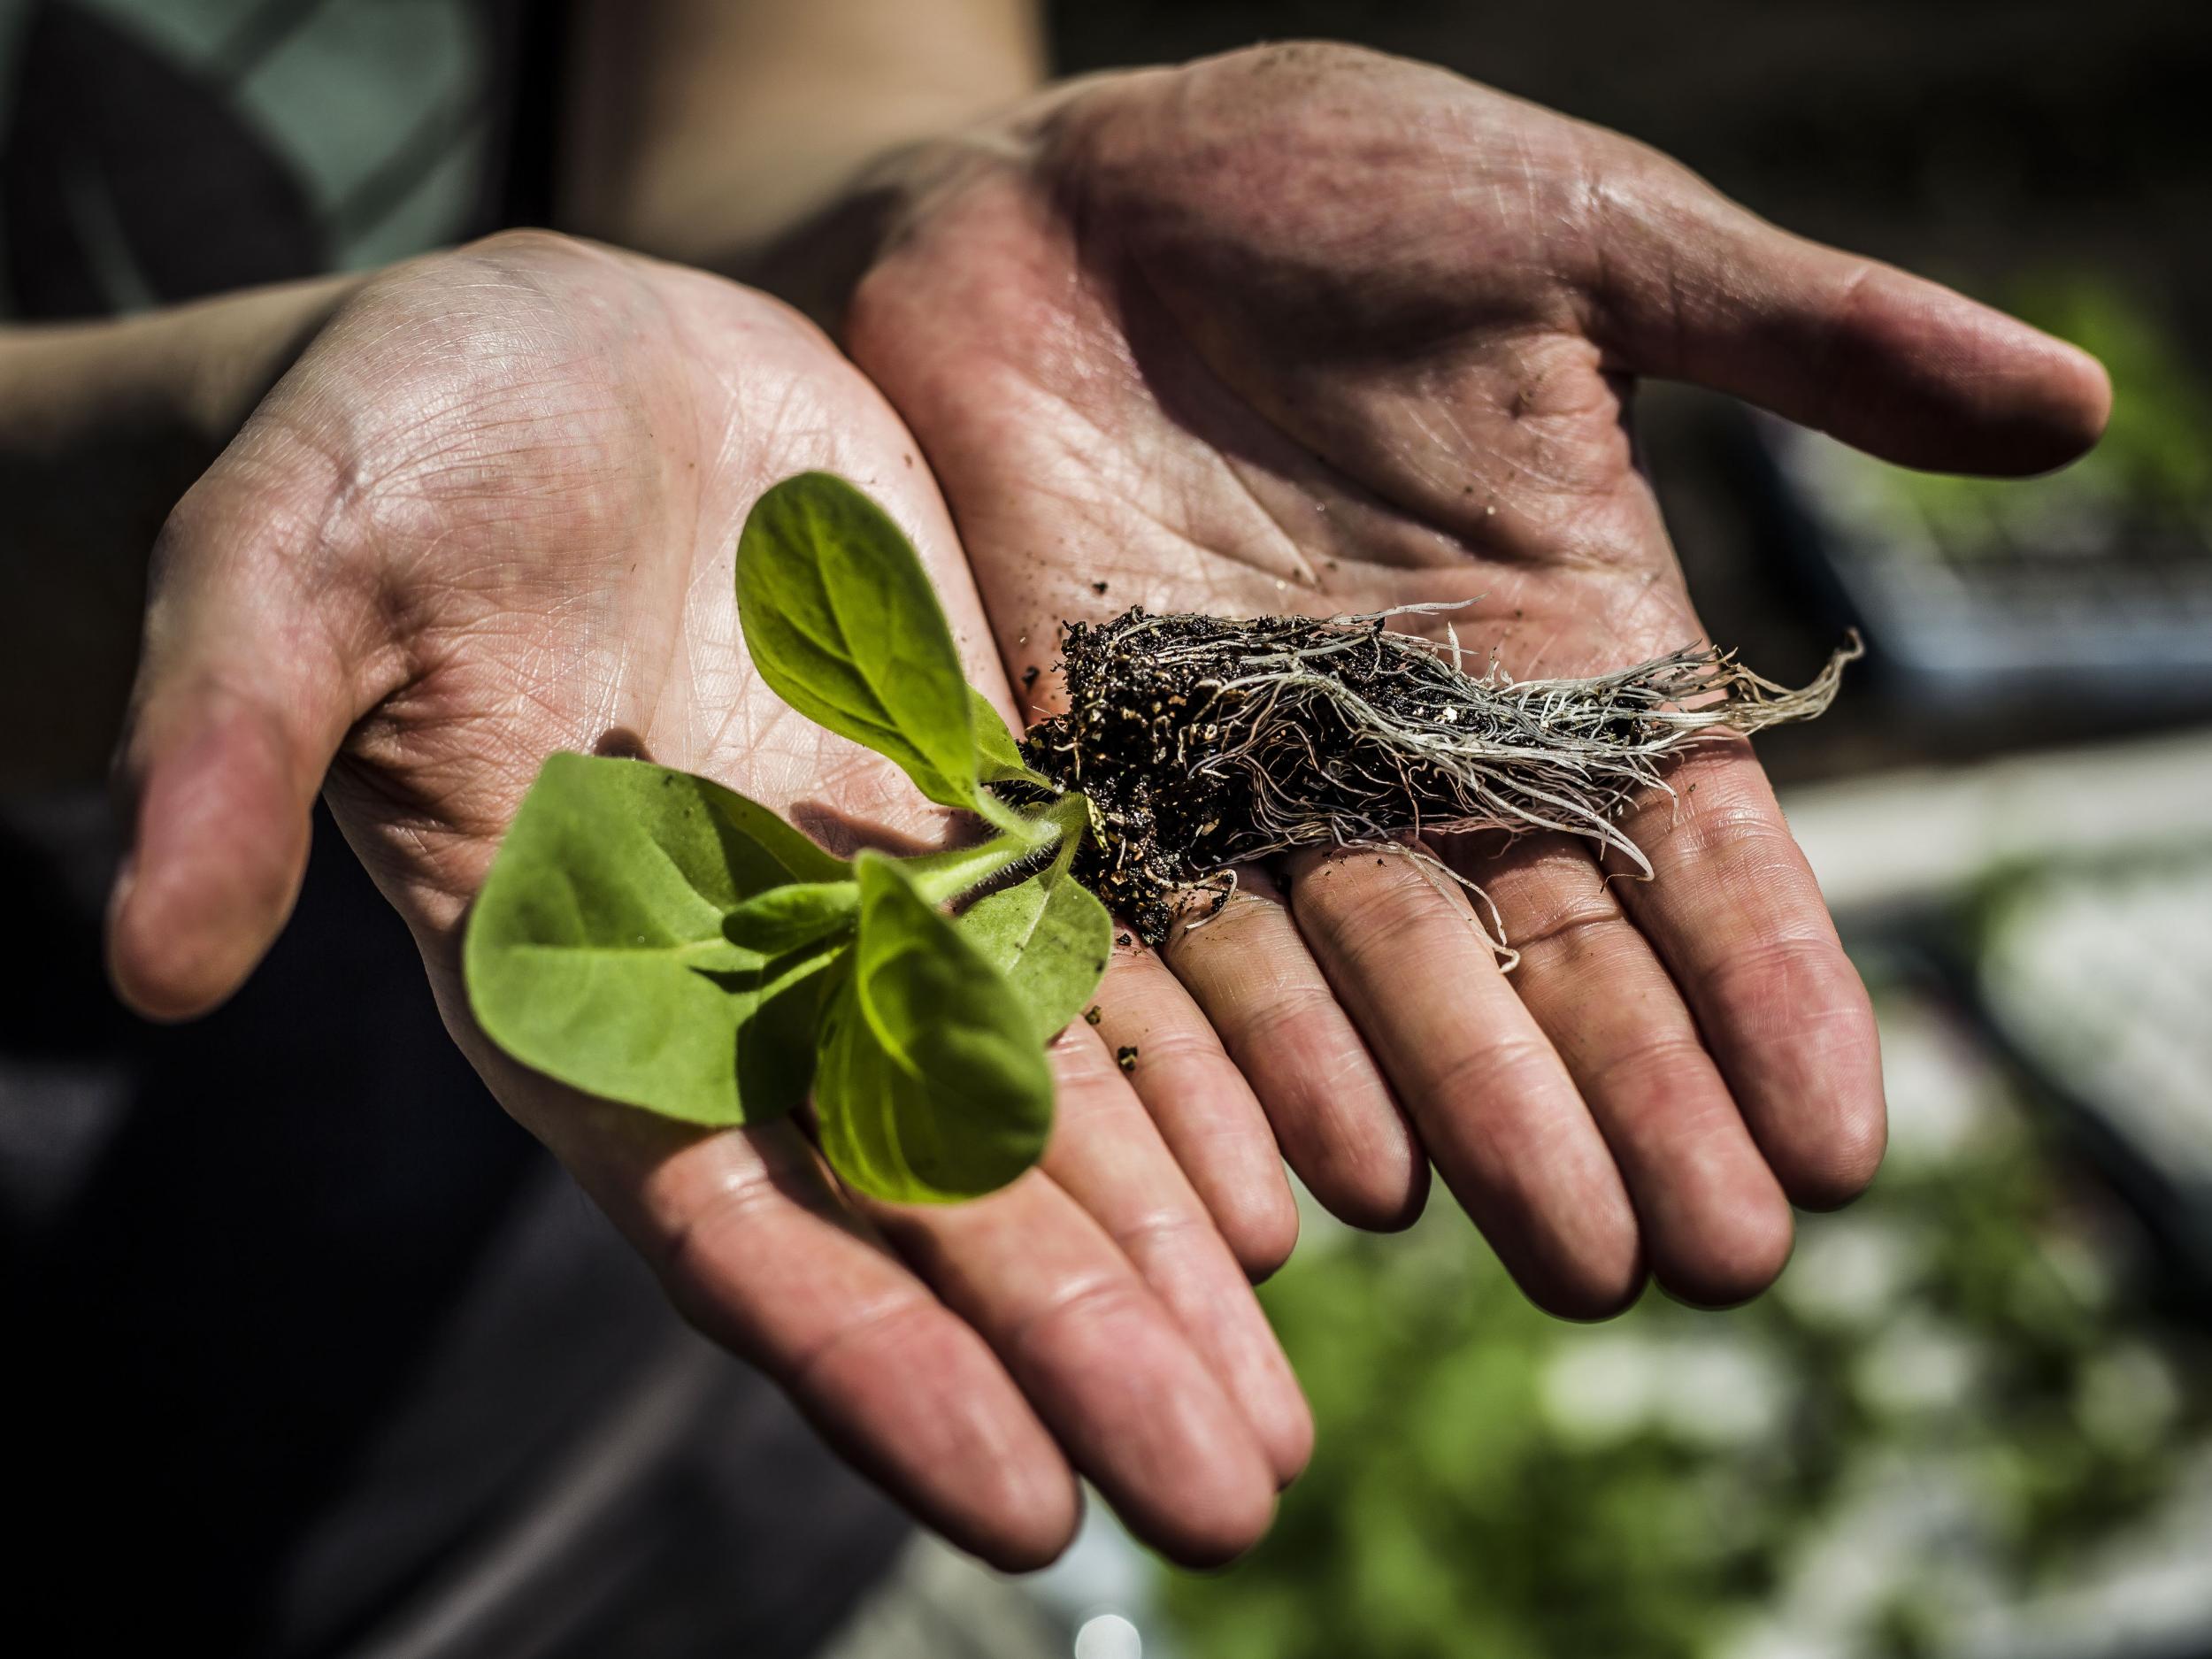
[464,753,847,1125]
[725,880,858,955]
[814,851,1054,1202]
[738,472,985,811]
[959,798,1110,1042]
[971,687,1050,787]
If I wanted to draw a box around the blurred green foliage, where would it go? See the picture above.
[1163,980,2211,1659]
[1868,274,2212,554]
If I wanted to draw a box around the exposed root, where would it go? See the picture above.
[1022,603,1861,946]
[1174,865,1241,933]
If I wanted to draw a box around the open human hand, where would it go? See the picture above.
[833,43,2112,1311]
[104,232,1308,1566]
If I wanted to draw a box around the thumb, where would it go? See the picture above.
[108,440,388,1020]
[1586,158,2112,475]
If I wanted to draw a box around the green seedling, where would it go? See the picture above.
[464,472,1110,1204]
[467,473,1855,1206]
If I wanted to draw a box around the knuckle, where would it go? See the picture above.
[782,1293,944,1397]
[1165,886,1287,960]
[1699,930,1850,1032]
[1012,1271,1154,1362]
[1122,1021,1228,1072]
[1581,1026,1712,1100]
[1509,893,1629,964]
[1637,777,1793,872]
[1423,1033,1560,1114]
[649,1162,798,1343]
[1223,979,1342,1057]
[1050,1029,1131,1099]
[1107,1204,1210,1263]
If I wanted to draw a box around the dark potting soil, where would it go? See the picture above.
[1018,606,1540,942]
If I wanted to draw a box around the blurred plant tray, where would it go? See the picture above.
[1753,418,2212,716]
[1787,729,2212,1305]
[1948,842,2212,1306]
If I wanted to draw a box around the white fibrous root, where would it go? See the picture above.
[1023,603,1862,949]
[1154,603,1856,872]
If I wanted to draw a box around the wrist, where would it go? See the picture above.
[561,0,1056,319]
[0,272,363,787]
[733,73,1118,335]
[159,272,370,452]
[0,271,365,488]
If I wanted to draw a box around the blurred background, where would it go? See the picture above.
[824,3,2212,1656]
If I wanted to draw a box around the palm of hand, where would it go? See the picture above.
[845,44,2109,1311]
[860,56,1673,653]
[282,245,949,926]
[111,234,1309,1568]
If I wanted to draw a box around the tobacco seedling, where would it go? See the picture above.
[463,472,1112,1204]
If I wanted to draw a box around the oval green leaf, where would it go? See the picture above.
[970,687,1050,787]
[958,801,1111,1043]
[738,472,983,810]
[813,850,1055,1203]
[724,880,859,955]
[464,752,849,1125]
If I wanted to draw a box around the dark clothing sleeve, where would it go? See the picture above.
[0,4,910,1651]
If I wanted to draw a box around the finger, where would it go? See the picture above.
[1161,864,1429,1231]
[1041,1022,1312,1484]
[1609,741,1886,1210]
[1087,936,1300,1279]
[107,438,396,1019]
[1460,833,1794,1306]
[1285,845,1643,1317]
[516,1092,1083,1572]
[1584,153,2111,474]
[856,1164,1279,1566]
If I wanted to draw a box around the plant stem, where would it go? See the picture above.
[905,793,1078,907]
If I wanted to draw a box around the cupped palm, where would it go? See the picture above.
[109,232,1308,1567]
[840,43,2111,1310]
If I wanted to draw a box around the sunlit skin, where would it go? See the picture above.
[104,234,1309,1569]
[834,42,2113,1312]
